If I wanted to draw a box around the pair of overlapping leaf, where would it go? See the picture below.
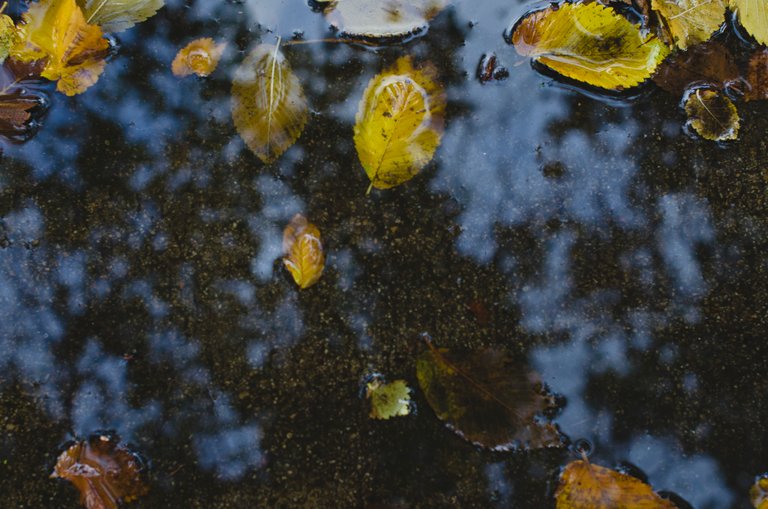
[0,0,163,96]
[231,45,446,192]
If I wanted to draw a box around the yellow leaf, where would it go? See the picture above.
[651,0,726,49]
[323,0,448,41]
[78,0,165,33]
[555,459,677,509]
[365,377,413,420]
[730,0,768,45]
[231,43,309,164]
[683,87,739,141]
[751,474,768,509]
[353,56,445,192]
[172,38,226,78]
[0,5,17,64]
[511,2,670,90]
[282,214,325,289]
[11,0,109,96]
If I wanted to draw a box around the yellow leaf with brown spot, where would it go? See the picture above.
[172,38,226,78]
[11,0,109,96]
[683,87,739,141]
[555,460,677,509]
[651,0,726,49]
[511,2,670,90]
[729,0,768,45]
[282,214,325,289]
[354,56,445,192]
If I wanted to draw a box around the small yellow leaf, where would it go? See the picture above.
[555,460,677,509]
[651,0,726,49]
[751,474,768,509]
[353,56,446,192]
[683,87,739,141]
[511,2,670,90]
[0,11,17,63]
[172,38,226,78]
[729,0,768,45]
[282,214,325,289]
[231,43,309,164]
[365,377,412,420]
[78,0,165,33]
[11,0,109,96]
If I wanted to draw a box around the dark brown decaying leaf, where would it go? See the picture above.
[415,337,564,451]
[652,40,739,95]
[0,58,49,142]
[745,49,768,101]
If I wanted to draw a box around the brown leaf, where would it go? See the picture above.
[0,58,49,142]
[652,40,739,95]
[745,49,768,102]
[282,214,325,289]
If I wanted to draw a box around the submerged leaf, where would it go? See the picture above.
[12,0,109,96]
[651,0,725,49]
[365,376,413,419]
[0,59,49,142]
[652,40,739,95]
[78,0,165,33]
[745,48,768,101]
[354,56,446,191]
[51,432,148,509]
[415,338,564,451]
[172,38,226,78]
[283,214,325,289]
[322,0,448,41]
[683,87,739,141]
[511,2,670,90]
[729,0,768,45]
[751,474,768,509]
[555,459,677,509]
[231,43,309,164]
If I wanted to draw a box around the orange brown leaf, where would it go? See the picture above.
[172,38,226,78]
[282,214,325,289]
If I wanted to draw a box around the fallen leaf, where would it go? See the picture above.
[729,0,768,45]
[354,56,446,192]
[745,48,768,101]
[365,375,413,419]
[231,43,309,164]
[651,0,726,49]
[683,86,739,141]
[282,213,325,289]
[415,336,564,451]
[477,53,509,83]
[0,7,17,63]
[510,2,670,90]
[322,0,448,41]
[555,459,677,509]
[51,432,149,509]
[11,0,110,96]
[77,0,165,33]
[751,474,768,509]
[652,40,739,95]
[172,38,226,78]
[0,58,50,142]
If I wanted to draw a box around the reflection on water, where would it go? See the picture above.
[1,0,768,507]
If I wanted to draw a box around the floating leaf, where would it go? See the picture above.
[172,38,226,78]
[365,375,413,420]
[477,53,509,83]
[231,43,309,164]
[745,48,768,101]
[282,214,325,289]
[683,87,739,141]
[652,40,739,95]
[510,2,670,90]
[11,0,109,96]
[751,474,768,509]
[555,459,677,509]
[415,337,564,451]
[0,7,17,64]
[77,0,165,33]
[729,0,768,45]
[322,0,448,41]
[354,56,445,192]
[0,58,50,142]
[651,0,725,49]
[51,432,149,509]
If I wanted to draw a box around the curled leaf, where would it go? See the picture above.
[365,375,413,419]
[172,38,226,78]
[751,474,768,509]
[51,432,149,509]
[415,337,564,451]
[231,43,309,163]
[729,0,768,45]
[282,214,325,289]
[651,0,726,49]
[510,2,670,90]
[77,0,165,33]
[683,87,739,141]
[322,0,448,41]
[354,56,446,192]
[555,459,677,509]
[11,0,110,96]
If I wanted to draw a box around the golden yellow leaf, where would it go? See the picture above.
[282,214,325,289]
[365,376,413,420]
[78,0,165,33]
[651,0,726,49]
[751,475,768,509]
[555,459,677,509]
[683,87,739,141]
[511,2,670,90]
[172,38,226,78]
[11,0,109,96]
[730,0,768,45]
[353,56,445,192]
[231,43,309,164]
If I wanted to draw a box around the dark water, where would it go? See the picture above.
[2,0,768,507]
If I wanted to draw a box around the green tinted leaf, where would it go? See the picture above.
[366,378,413,420]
